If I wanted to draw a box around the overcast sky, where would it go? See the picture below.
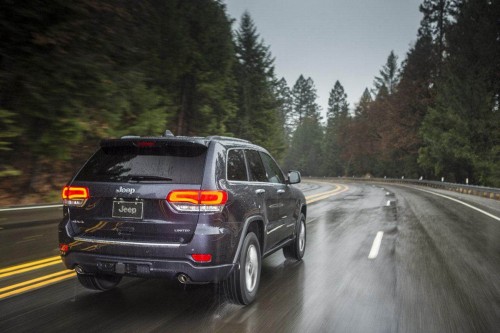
[224,0,423,115]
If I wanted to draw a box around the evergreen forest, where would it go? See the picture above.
[0,0,499,204]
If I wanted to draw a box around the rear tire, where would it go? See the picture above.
[283,213,306,260]
[223,232,261,305]
[77,273,122,291]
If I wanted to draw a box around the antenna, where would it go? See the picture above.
[163,130,174,137]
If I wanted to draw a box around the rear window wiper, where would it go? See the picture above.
[127,175,173,182]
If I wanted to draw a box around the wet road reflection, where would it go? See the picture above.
[1,181,499,332]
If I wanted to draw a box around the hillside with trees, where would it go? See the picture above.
[284,0,499,187]
[0,0,498,204]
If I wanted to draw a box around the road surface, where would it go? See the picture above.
[1,181,499,332]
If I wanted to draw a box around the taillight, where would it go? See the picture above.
[59,243,69,255]
[62,186,89,207]
[168,191,200,205]
[191,254,212,263]
[167,190,227,212]
[200,191,228,205]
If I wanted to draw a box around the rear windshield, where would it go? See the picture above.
[75,145,207,184]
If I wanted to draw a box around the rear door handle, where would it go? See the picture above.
[255,189,266,194]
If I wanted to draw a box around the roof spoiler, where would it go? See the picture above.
[100,137,208,148]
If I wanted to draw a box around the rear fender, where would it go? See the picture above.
[231,215,265,265]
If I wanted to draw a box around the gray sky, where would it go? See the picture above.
[224,0,423,114]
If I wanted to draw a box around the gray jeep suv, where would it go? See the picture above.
[59,132,306,305]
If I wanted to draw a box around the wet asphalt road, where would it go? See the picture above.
[1,181,499,332]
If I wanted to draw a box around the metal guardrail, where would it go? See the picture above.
[312,177,500,201]
[0,203,63,212]
[0,204,63,227]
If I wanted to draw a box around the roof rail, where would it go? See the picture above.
[205,136,251,143]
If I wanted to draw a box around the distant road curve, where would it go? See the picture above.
[310,176,500,201]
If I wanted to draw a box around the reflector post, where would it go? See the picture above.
[59,243,69,255]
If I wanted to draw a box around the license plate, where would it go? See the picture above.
[112,201,143,219]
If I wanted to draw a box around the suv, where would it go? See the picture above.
[59,132,306,305]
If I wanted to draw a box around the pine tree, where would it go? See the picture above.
[380,34,435,179]
[322,81,349,176]
[373,51,399,97]
[354,88,373,118]
[418,0,460,60]
[233,11,284,158]
[346,88,379,176]
[138,0,236,137]
[290,75,307,126]
[418,0,500,186]
[326,81,349,123]
[284,76,323,174]
[290,75,321,128]
[274,77,294,144]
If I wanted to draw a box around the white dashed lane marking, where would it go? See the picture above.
[368,231,384,259]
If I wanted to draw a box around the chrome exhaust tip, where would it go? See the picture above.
[74,265,85,274]
[177,273,190,284]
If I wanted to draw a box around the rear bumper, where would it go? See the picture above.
[62,252,236,283]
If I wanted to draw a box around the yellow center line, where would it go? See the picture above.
[0,256,61,274]
[0,270,73,294]
[0,271,76,299]
[306,184,349,204]
[0,260,62,278]
[305,187,343,200]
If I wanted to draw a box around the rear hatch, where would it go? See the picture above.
[66,138,208,244]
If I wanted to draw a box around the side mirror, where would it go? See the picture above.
[287,171,301,184]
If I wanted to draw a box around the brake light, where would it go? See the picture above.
[62,186,89,207]
[135,141,155,148]
[200,191,227,205]
[167,190,227,212]
[191,254,212,263]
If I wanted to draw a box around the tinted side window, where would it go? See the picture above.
[227,149,248,181]
[260,152,285,184]
[246,150,268,182]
